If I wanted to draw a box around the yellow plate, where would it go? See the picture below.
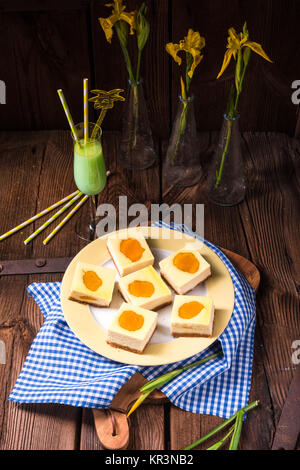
[61,226,235,366]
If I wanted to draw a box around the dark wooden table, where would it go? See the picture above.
[0,130,299,450]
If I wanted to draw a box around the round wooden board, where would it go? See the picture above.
[60,226,235,366]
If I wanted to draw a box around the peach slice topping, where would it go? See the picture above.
[128,280,155,298]
[118,310,144,332]
[120,238,145,262]
[178,301,204,319]
[82,270,102,292]
[173,252,199,273]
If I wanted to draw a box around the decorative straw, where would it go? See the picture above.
[24,192,83,245]
[43,195,89,245]
[0,190,80,242]
[57,89,79,144]
[83,78,89,145]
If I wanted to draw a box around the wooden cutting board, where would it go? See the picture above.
[92,248,260,450]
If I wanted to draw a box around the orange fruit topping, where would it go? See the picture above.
[178,301,204,319]
[118,310,144,331]
[128,280,155,298]
[173,252,199,273]
[82,270,102,292]
[120,238,145,262]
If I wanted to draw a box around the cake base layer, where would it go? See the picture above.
[68,295,109,308]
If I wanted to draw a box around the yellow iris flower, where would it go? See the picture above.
[166,29,205,79]
[217,26,272,79]
[99,0,137,43]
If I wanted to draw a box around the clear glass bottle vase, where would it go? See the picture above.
[120,79,157,170]
[163,95,202,187]
[206,113,245,206]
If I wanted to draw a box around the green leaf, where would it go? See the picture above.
[185,51,193,92]
[235,49,242,94]
[127,389,152,418]
[116,19,129,48]
[243,21,249,36]
[243,46,251,68]
[207,426,234,450]
[140,352,223,393]
[229,410,244,450]
[184,401,259,450]
[136,2,150,52]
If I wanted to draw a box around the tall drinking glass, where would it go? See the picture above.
[72,122,107,241]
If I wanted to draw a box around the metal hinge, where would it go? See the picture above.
[0,257,73,276]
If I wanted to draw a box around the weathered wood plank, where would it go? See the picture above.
[1,130,299,450]
[0,132,81,449]
[0,8,92,131]
[165,132,276,450]
[79,131,163,449]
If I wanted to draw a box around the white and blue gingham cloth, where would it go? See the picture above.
[9,223,256,418]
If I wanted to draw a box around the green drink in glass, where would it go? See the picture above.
[72,122,107,240]
[73,122,106,195]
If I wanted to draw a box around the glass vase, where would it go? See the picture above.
[206,113,245,206]
[163,95,202,187]
[120,79,157,170]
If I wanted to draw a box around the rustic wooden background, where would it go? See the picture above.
[0,0,300,136]
[0,0,300,451]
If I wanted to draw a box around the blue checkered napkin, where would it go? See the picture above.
[9,223,256,418]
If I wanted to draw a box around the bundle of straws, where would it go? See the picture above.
[0,79,114,246]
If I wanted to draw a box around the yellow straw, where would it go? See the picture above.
[24,192,83,245]
[43,195,89,245]
[83,78,89,145]
[57,89,79,144]
[0,190,80,242]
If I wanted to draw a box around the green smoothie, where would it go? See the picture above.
[74,139,106,195]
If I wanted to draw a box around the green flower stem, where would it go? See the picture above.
[170,54,193,163]
[132,83,139,148]
[140,352,223,393]
[171,101,188,163]
[206,426,234,450]
[229,410,244,450]
[215,118,233,188]
[127,352,223,418]
[136,49,142,83]
[115,22,135,83]
[184,400,259,450]
[215,49,250,188]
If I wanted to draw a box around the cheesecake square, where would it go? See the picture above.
[118,265,172,310]
[171,295,215,337]
[106,302,158,354]
[106,233,154,277]
[69,261,116,307]
[159,249,211,294]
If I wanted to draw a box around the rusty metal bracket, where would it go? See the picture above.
[0,257,73,276]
